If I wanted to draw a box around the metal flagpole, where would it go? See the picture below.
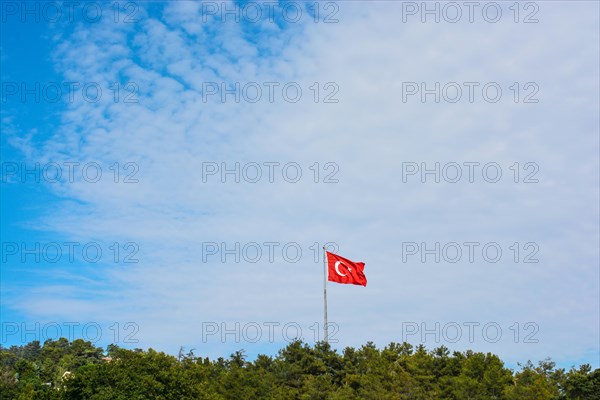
[323,246,328,343]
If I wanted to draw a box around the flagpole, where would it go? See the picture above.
[323,246,328,344]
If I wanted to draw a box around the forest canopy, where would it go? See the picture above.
[1,338,598,399]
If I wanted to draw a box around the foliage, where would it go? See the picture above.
[0,339,597,399]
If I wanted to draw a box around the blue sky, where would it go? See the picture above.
[1,1,599,370]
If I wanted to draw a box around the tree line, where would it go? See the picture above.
[1,338,598,399]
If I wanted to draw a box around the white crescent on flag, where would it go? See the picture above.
[334,261,351,276]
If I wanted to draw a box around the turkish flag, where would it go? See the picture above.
[326,251,367,287]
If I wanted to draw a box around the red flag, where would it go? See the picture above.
[326,251,367,287]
